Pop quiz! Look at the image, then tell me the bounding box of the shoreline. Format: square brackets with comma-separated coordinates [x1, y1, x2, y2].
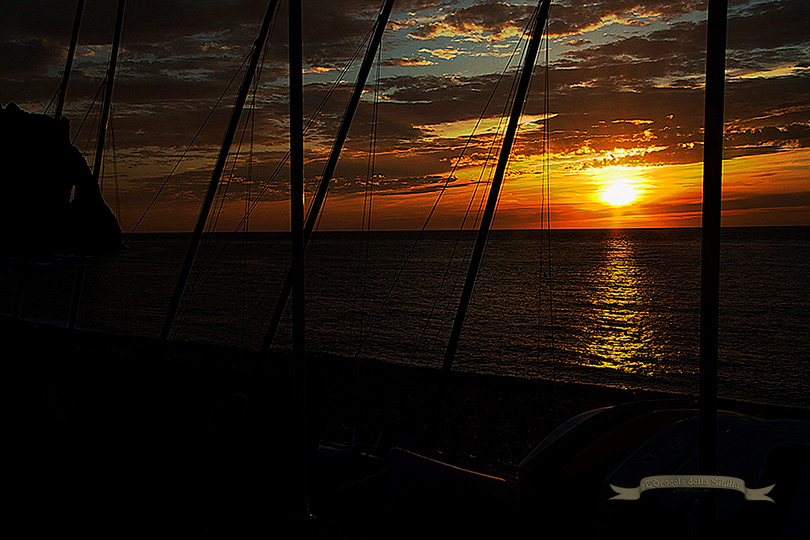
[5, 315, 807, 480]
[311, 352, 810, 478]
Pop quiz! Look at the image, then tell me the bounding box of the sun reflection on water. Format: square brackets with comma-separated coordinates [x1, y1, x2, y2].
[582, 232, 657, 374]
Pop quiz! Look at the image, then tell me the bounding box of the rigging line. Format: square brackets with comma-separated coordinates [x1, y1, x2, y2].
[240, 51, 262, 348]
[175, 3, 276, 342]
[71, 79, 105, 146]
[87, 45, 250, 332]
[359, 45, 382, 337]
[80, 50, 251, 336]
[78, 79, 104, 158]
[440, 5, 543, 355]
[351, 41, 383, 443]
[349, 45, 526, 361]
[407, 16, 533, 359]
[43, 86, 60, 117]
[109, 111, 122, 221]
[435, 0, 551, 412]
[172, 16, 276, 335]
[417, 120, 507, 355]
[216, 28, 371, 246]
[161, 0, 280, 342]
[136, 8, 280, 333]
[540, 20, 559, 424]
[294, 20, 377, 256]
[175, 106, 254, 332]
[99, 105, 115, 192]
[189, 22, 370, 247]
[171, 18, 300, 327]
[127, 49, 253, 237]
[176, 26, 374, 342]
[256, 16, 389, 345]
[108, 112, 125, 324]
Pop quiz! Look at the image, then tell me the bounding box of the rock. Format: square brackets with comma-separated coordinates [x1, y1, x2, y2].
[0, 102, 122, 257]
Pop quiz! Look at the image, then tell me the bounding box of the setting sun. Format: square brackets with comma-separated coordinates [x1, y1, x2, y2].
[599, 181, 639, 206]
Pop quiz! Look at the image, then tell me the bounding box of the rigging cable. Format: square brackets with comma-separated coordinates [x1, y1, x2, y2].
[80, 49, 252, 327]
[350, 37, 383, 446]
[542, 18, 559, 424]
[173, 21, 275, 336]
[127, 49, 253, 236]
[350, 7, 538, 363]
[416, 53, 526, 358]
[160, 22, 376, 343]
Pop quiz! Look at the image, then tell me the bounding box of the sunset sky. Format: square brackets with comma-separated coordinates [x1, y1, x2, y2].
[2, 0, 808, 231]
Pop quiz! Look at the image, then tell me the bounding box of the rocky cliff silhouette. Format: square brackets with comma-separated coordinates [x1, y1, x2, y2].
[1, 103, 122, 257]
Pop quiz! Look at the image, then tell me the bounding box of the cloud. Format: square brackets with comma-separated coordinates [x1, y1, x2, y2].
[383, 56, 436, 67]
[2, 0, 807, 230]
[408, 2, 534, 41]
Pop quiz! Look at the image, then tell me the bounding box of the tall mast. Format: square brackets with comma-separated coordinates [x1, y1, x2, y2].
[437, 0, 551, 394]
[288, 0, 309, 514]
[55, 0, 85, 120]
[160, 0, 279, 341]
[67, 0, 125, 330]
[261, 0, 396, 351]
[90, 0, 126, 186]
[698, 0, 728, 534]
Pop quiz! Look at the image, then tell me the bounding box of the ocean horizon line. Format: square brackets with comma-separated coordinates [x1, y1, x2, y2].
[121, 224, 810, 235]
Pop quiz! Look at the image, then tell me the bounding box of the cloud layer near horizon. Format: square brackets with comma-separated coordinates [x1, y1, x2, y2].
[1, 0, 808, 230]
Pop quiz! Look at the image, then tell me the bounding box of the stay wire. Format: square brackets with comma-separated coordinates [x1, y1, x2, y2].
[71, 80, 105, 148]
[127, 49, 253, 237]
[541, 17, 559, 425]
[258, 24, 380, 341]
[383, 10, 534, 362]
[165, 25, 375, 339]
[350, 11, 533, 362]
[175, 35, 272, 334]
[350, 40, 383, 446]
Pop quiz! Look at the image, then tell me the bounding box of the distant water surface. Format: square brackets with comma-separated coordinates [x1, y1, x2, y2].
[3, 227, 808, 408]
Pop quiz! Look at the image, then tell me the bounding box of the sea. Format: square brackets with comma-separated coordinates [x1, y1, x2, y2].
[3, 226, 808, 409]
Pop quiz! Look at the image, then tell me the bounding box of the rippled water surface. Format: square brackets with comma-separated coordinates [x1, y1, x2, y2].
[4, 227, 808, 407]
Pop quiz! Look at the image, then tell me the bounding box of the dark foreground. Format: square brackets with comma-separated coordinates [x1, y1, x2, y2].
[6, 317, 808, 538]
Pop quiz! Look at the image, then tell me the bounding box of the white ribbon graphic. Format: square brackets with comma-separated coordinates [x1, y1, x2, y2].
[609, 475, 774, 502]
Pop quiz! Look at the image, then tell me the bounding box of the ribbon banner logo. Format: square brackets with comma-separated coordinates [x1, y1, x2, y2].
[609, 475, 775, 502]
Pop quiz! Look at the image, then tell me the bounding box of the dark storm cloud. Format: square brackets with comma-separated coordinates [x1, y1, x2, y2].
[0, 1, 386, 96]
[547, 0, 706, 36]
[727, 0, 810, 51]
[545, 1, 809, 162]
[410, 2, 535, 39]
[0, 38, 63, 77]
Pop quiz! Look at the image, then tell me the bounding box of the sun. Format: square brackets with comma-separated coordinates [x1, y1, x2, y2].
[599, 181, 639, 206]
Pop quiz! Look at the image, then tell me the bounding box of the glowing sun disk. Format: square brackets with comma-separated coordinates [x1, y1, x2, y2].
[600, 181, 639, 206]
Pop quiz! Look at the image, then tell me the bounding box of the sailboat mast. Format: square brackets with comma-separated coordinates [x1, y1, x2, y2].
[261, 0, 396, 351]
[67, 0, 125, 330]
[288, 0, 309, 510]
[289, 0, 305, 366]
[55, 0, 85, 120]
[159, 0, 279, 341]
[90, 0, 125, 185]
[440, 0, 551, 382]
[699, 0, 728, 533]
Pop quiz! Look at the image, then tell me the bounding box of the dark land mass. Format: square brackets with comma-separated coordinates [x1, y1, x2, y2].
[6, 317, 808, 537]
